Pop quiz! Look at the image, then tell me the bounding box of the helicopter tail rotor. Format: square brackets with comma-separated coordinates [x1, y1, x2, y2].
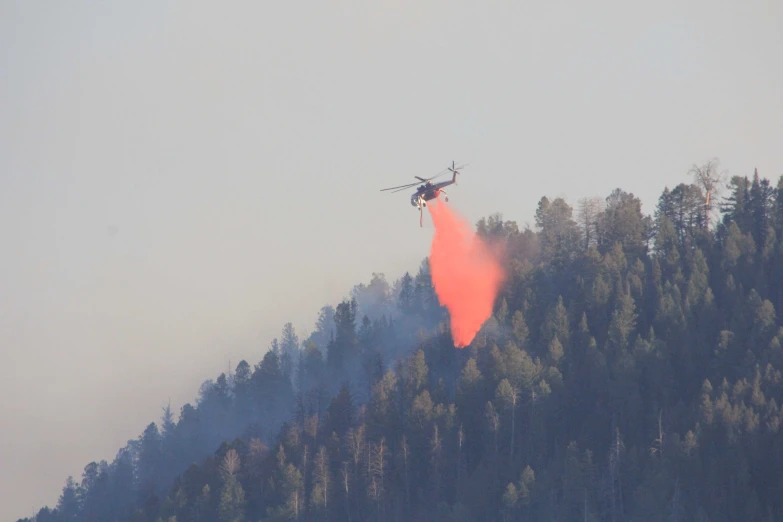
[448, 160, 469, 185]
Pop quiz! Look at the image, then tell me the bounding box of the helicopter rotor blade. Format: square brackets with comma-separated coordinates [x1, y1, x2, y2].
[380, 163, 460, 192]
[380, 181, 420, 192]
[426, 169, 451, 182]
[408, 168, 448, 184]
[391, 185, 417, 194]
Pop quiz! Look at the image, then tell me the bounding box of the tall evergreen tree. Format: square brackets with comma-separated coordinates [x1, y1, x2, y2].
[27, 173, 783, 522]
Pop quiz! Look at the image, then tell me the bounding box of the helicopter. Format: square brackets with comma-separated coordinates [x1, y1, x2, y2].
[380, 161, 468, 226]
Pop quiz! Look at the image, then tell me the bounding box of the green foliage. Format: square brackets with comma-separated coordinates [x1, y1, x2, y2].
[28, 169, 783, 522]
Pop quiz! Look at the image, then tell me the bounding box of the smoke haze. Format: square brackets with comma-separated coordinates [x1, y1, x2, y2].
[3, 1, 783, 519]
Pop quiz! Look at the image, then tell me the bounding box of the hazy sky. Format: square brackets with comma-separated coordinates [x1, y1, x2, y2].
[2, 0, 781, 518]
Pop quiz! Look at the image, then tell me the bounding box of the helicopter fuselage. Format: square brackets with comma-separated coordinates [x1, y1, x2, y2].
[410, 179, 454, 208]
[410, 189, 438, 207]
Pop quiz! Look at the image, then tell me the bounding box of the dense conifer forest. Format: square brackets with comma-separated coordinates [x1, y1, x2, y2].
[20, 162, 783, 521]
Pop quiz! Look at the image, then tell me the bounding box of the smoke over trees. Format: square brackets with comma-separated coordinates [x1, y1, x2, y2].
[18, 163, 783, 522]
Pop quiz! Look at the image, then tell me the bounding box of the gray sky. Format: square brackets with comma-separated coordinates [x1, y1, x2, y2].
[1, 0, 781, 518]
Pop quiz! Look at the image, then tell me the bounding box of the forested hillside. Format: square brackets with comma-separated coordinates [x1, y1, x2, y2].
[21, 163, 783, 521]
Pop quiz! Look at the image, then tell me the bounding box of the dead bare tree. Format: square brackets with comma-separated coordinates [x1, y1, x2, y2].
[485, 401, 500, 462]
[341, 461, 351, 522]
[430, 424, 443, 503]
[290, 486, 300, 521]
[368, 438, 387, 519]
[346, 424, 365, 473]
[249, 437, 267, 458]
[508, 385, 520, 460]
[221, 448, 240, 477]
[607, 427, 625, 522]
[314, 445, 329, 509]
[577, 196, 604, 250]
[369, 438, 387, 495]
[688, 158, 726, 229]
[457, 424, 464, 484]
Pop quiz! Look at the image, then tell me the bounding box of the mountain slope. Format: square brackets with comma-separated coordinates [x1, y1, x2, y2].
[21, 166, 783, 522]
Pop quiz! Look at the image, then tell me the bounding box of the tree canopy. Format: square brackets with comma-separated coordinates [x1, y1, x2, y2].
[18, 163, 783, 522]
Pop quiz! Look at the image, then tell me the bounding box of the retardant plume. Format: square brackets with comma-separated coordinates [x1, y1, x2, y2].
[427, 196, 506, 347]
